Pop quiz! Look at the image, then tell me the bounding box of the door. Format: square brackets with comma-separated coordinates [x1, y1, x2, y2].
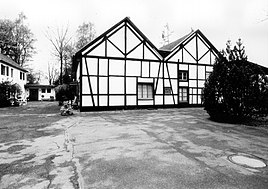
[29, 89, 38, 101]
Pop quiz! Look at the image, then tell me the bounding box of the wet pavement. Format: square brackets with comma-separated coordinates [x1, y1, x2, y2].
[0, 105, 268, 188]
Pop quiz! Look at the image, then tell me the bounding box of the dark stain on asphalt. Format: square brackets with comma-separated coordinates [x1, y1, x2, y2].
[5, 144, 32, 153]
[0, 154, 36, 179]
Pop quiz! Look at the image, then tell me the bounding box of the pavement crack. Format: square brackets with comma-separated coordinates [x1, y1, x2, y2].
[69, 159, 81, 189]
[44, 155, 56, 189]
[63, 124, 84, 189]
[53, 142, 60, 149]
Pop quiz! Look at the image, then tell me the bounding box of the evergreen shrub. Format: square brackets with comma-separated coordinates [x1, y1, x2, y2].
[203, 58, 268, 122]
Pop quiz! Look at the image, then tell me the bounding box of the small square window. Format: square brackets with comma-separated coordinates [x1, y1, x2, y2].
[42, 89, 46, 93]
[179, 71, 188, 81]
[47, 88, 51, 93]
[164, 87, 172, 94]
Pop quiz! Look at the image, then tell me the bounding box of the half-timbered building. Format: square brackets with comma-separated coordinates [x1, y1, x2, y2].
[72, 17, 220, 111]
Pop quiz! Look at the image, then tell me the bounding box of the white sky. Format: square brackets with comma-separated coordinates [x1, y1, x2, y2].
[1, 0, 268, 83]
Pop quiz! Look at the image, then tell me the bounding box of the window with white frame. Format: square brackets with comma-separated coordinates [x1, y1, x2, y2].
[138, 83, 153, 99]
[179, 71, 188, 81]
[179, 88, 188, 102]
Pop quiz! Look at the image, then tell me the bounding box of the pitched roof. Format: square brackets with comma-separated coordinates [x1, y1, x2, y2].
[159, 29, 221, 60]
[159, 30, 194, 52]
[0, 53, 28, 72]
[73, 17, 162, 74]
[75, 17, 161, 58]
[248, 61, 268, 75]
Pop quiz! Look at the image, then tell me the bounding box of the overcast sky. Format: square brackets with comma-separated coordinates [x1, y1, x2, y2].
[1, 0, 268, 83]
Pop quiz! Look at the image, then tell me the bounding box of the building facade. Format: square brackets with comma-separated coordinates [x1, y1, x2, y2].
[25, 84, 56, 101]
[0, 53, 27, 95]
[72, 17, 220, 111]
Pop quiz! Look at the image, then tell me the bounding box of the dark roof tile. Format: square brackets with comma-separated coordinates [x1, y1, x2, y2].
[159, 31, 194, 51]
[0, 53, 28, 72]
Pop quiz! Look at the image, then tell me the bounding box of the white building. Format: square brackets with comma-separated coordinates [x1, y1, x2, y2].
[0, 53, 27, 95]
[25, 84, 55, 101]
[72, 17, 220, 111]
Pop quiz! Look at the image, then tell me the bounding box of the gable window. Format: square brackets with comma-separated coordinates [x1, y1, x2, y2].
[138, 83, 153, 99]
[179, 71, 188, 81]
[1, 65, 5, 75]
[164, 87, 172, 94]
[47, 88, 51, 93]
[179, 87, 188, 102]
[42, 89, 46, 93]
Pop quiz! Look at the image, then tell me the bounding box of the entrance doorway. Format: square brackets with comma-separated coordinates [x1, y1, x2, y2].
[29, 89, 38, 101]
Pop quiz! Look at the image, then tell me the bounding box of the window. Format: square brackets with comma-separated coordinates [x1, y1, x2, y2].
[164, 87, 172, 94]
[179, 71, 188, 81]
[11, 69, 13, 77]
[1, 65, 5, 75]
[6, 67, 9, 76]
[47, 88, 51, 93]
[138, 83, 153, 99]
[42, 89, 46, 93]
[20, 72, 25, 80]
[179, 88, 188, 102]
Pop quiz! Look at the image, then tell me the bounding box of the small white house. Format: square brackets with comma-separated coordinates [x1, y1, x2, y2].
[0, 53, 27, 96]
[25, 84, 56, 101]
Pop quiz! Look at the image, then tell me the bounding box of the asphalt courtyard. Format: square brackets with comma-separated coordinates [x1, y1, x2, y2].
[0, 102, 268, 188]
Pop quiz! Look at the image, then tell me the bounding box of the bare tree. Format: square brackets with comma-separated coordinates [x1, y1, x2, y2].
[47, 62, 58, 85]
[76, 22, 96, 50]
[45, 25, 72, 85]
